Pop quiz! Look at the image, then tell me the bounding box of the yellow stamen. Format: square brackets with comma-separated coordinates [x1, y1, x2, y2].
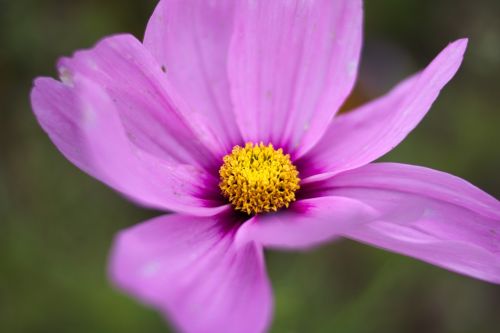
[219, 142, 300, 215]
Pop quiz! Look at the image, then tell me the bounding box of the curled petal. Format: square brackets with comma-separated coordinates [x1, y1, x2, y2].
[301, 39, 468, 182]
[31, 75, 226, 215]
[326, 163, 500, 283]
[58, 33, 222, 168]
[237, 196, 377, 250]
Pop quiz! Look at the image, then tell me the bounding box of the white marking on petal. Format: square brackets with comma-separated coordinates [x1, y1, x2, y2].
[402, 108, 411, 117]
[141, 261, 161, 278]
[87, 58, 98, 70]
[58, 67, 74, 87]
[81, 106, 96, 125]
[303, 121, 310, 131]
[348, 60, 357, 77]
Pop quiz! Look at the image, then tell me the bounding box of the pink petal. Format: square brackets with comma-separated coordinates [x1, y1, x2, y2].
[300, 39, 468, 182]
[31, 75, 227, 215]
[144, 0, 242, 154]
[236, 196, 377, 250]
[326, 163, 500, 283]
[110, 214, 273, 333]
[58, 34, 222, 167]
[228, 0, 362, 154]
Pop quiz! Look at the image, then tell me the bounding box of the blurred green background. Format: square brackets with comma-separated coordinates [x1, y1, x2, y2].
[1, 0, 499, 332]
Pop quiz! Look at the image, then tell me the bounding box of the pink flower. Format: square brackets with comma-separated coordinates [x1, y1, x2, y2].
[31, 1, 499, 332]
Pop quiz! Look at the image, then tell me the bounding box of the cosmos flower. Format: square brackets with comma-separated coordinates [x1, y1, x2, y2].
[31, 0, 499, 332]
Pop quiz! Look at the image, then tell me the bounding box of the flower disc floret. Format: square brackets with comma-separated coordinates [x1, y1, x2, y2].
[219, 142, 300, 215]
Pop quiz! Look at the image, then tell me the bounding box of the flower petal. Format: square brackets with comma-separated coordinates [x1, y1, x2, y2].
[228, 0, 362, 154]
[31, 75, 227, 215]
[144, 0, 242, 153]
[236, 196, 377, 250]
[300, 39, 468, 182]
[58, 33, 222, 168]
[326, 163, 500, 283]
[110, 214, 273, 333]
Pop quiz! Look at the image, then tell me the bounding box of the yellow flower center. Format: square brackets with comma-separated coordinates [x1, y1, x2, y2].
[219, 142, 300, 215]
